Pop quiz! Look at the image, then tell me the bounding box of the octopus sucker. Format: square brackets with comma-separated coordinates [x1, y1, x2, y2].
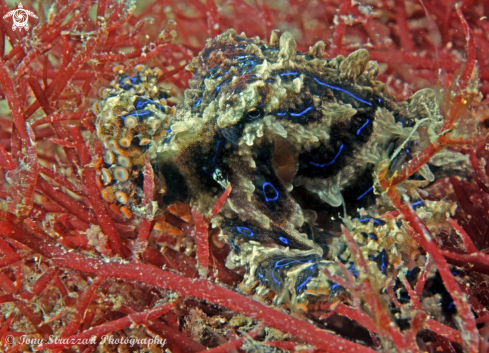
[94, 29, 463, 309]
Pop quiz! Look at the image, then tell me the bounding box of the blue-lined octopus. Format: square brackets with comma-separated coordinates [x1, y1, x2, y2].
[94, 29, 462, 309]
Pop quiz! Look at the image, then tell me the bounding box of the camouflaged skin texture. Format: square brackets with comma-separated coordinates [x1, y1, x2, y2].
[96, 29, 453, 308]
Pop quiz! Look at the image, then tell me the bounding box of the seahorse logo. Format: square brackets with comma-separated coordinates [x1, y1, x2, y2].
[3, 3, 38, 32]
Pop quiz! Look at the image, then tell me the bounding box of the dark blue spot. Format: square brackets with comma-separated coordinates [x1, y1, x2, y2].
[236, 227, 254, 237]
[262, 182, 279, 202]
[314, 77, 372, 106]
[195, 98, 202, 106]
[357, 186, 373, 200]
[370, 234, 378, 241]
[378, 98, 381, 103]
[357, 119, 370, 135]
[290, 106, 313, 117]
[310, 144, 344, 167]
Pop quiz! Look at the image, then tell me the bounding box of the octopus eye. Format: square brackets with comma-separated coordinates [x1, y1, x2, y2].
[245, 107, 264, 121]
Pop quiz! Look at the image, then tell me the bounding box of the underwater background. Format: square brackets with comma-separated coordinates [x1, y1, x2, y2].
[0, 0, 488, 352]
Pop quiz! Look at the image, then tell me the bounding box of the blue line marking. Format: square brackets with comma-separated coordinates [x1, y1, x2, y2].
[310, 144, 344, 167]
[357, 119, 370, 135]
[279, 237, 289, 245]
[195, 98, 202, 106]
[204, 140, 221, 176]
[122, 110, 153, 120]
[236, 227, 254, 237]
[330, 283, 339, 290]
[411, 201, 424, 207]
[280, 72, 298, 76]
[166, 128, 172, 133]
[296, 276, 312, 291]
[263, 182, 279, 201]
[357, 186, 373, 200]
[277, 112, 287, 116]
[314, 77, 372, 106]
[290, 106, 313, 117]
[216, 86, 220, 91]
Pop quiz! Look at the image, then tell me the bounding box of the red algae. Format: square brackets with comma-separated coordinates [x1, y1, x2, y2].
[0, 0, 488, 352]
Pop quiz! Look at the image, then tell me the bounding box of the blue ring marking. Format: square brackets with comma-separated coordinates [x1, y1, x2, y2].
[357, 186, 373, 200]
[119, 75, 139, 89]
[272, 259, 312, 284]
[276, 112, 287, 116]
[279, 236, 289, 244]
[313, 77, 372, 106]
[296, 276, 312, 291]
[280, 71, 298, 76]
[290, 106, 313, 117]
[356, 119, 370, 135]
[262, 182, 279, 201]
[310, 144, 344, 167]
[236, 227, 254, 237]
[411, 200, 424, 207]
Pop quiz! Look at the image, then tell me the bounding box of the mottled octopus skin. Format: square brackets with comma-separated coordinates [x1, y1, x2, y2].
[157, 29, 416, 303]
[96, 29, 444, 307]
